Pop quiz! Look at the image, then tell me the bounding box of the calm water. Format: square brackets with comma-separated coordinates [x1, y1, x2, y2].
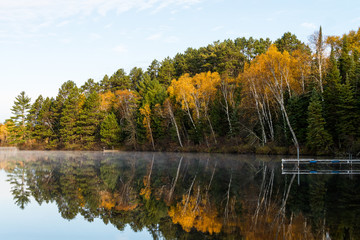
[0, 151, 359, 240]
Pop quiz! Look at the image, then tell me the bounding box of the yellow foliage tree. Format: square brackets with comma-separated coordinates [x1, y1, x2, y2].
[168, 71, 221, 143]
[241, 45, 302, 149]
[99, 91, 116, 111]
[139, 103, 155, 150]
[0, 122, 10, 145]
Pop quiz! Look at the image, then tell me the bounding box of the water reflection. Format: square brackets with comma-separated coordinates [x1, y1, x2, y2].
[0, 151, 359, 239]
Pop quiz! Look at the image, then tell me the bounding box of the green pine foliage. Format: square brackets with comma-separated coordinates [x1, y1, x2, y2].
[339, 36, 355, 83]
[335, 80, 358, 149]
[7, 91, 31, 144]
[32, 97, 54, 145]
[59, 84, 81, 149]
[323, 49, 342, 143]
[77, 91, 103, 149]
[109, 69, 132, 91]
[100, 112, 121, 148]
[306, 91, 333, 153]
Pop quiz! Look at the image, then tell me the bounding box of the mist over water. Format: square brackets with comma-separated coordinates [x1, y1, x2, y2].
[0, 151, 359, 239]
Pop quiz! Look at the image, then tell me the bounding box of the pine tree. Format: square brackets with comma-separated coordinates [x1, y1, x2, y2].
[100, 112, 121, 148]
[336, 79, 358, 149]
[77, 91, 103, 149]
[8, 91, 31, 144]
[59, 85, 81, 149]
[32, 97, 54, 145]
[323, 48, 341, 142]
[129, 67, 143, 90]
[27, 95, 44, 134]
[52, 80, 78, 146]
[100, 74, 111, 92]
[81, 78, 100, 95]
[109, 69, 131, 91]
[306, 91, 333, 153]
[137, 74, 167, 144]
[158, 57, 175, 86]
[339, 35, 355, 84]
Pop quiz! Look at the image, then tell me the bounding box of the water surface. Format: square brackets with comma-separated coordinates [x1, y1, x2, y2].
[0, 151, 359, 239]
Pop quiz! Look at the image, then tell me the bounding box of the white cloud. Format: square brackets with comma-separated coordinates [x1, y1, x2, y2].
[165, 36, 179, 43]
[59, 38, 72, 44]
[211, 25, 224, 32]
[0, 0, 205, 42]
[104, 23, 113, 29]
[301, 22, 317, 30]
[56, 20, 71, 27]
[90, 33, 102, 40]
[113, 44, 128, 53]
[0, 0, 205, 23]
[146, 33, 162, 41]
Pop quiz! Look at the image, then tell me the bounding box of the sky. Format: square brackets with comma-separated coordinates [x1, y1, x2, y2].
[0, 0, 359, 122]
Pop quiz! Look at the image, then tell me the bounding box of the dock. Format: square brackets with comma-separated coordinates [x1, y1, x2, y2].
[281, 158, 360, 175]
[0, 147, 18, 151]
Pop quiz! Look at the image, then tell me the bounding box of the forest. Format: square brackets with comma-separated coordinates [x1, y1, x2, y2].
[0, 27, 360, 155]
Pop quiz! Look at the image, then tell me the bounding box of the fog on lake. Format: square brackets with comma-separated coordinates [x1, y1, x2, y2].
[0, 151, 359, 239]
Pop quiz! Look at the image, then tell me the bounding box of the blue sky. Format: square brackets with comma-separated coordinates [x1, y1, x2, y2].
[0, 0, 359, 122]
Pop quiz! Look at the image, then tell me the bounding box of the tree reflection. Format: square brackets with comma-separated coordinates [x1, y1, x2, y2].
[1, 152, 359, 239]
[7, 161, 31, 209]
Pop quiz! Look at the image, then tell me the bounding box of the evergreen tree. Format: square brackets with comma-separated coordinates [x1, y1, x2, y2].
[100, 112, 121, 148]
[306, 91, 333, 153]
[339, 35, 355, 84]
[158, 57, 175, 86]
[59, 84, 81, 148]
[77, 91, 103, 149]
[147, 59, 160, 80]
[27, 95, 44, 134]
[129, 67, 143, 90]
[109, 69, 131, 91]
[81, 78, 100, 96]
[137, 74, 167, 145]
[100, 74, 111, 92]
[323, 48, 341, 142]
[137, 74, 167, 107]
[287, 94, 311, 145]
[275, 32, 307, 53]
[8, 91, 31, 144]
[32, 97, 54, 145]
[336, 79, 358, 150]
[52, 81, 79, 141]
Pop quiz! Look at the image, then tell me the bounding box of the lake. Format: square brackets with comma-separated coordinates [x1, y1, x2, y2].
[0, 151, 359, 239]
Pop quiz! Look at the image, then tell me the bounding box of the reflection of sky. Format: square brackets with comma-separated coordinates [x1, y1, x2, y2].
[0, 170, 152, 240]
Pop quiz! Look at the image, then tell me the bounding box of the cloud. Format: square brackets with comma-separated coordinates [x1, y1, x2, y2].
[104, 23, 112, 29]
[59, 38, 72, 44]
[301, 22, 317, 30]
[0, 0, 205, 23]
[211, 26, 224, 32]
[165, 36, 179, 43]
[90, 33, 102, 40]
[0, 0, 205, 42]
[113, 44, 128, 53]
[146, 33, 162, 41]
[56, 20, 71, 27]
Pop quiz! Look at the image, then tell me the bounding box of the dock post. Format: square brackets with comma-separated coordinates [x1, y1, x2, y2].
[297, 146, 300, 185]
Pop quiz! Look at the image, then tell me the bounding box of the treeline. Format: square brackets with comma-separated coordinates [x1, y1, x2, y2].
[1, 27, 360, 155]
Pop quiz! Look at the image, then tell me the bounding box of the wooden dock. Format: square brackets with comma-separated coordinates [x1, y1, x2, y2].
[281, 158, 360, 175]
[0, 147, 18, 151]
